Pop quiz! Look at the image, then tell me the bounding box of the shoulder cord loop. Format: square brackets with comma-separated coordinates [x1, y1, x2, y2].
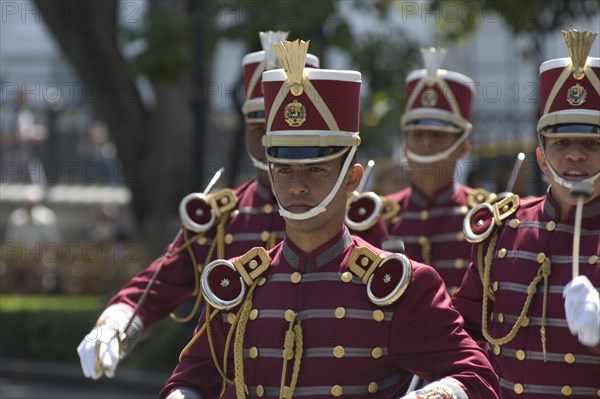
[170, 213, 230, 323]
[178, 305, 220, 361]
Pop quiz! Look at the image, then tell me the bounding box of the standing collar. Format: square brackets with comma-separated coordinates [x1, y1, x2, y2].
[543, 186, 600, 220]
[410, 182, 457, 207]
[282, 227, 353, 272]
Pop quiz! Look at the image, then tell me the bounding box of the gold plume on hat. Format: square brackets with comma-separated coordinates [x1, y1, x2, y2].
[259, 30, 289, 70]
[273, 39, 310, 96]
[562, 29, 598, 80]
[421, 47, 447, 83]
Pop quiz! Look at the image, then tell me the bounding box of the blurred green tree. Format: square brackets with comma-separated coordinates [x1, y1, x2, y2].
[32, 0, 421, 253]
[33, 0, 595, 253]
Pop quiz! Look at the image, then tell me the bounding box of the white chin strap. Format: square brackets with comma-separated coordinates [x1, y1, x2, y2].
[249, 153, 269, 172]
[541, 148, 600, 189]
[405, 130, 470, 164]
[271, 146, 357, 221]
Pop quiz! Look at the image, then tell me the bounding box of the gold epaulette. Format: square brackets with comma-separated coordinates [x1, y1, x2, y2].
[349, 246, 412, 306]
[345, 191, 384, 231]
[169, 189, 240, 323]
[179, 188, 238, 234]
[381, 198, 401, 225]
[466, 187, 493, 208]
[463, 194, 519, 306]
[207, 188, 238, 219]
[178, 246, 272, 386]
[463, 194, 520, 244]
[201, 247, 271, 310]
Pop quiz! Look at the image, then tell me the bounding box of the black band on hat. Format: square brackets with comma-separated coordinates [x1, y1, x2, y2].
[407, 119, 460, 129]
[543, 123, 600, 135]
[245, 110, 266, 120]
[267, 146, 346, 160]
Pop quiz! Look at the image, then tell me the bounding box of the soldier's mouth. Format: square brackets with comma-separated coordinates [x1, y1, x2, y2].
[562, 170, 589, 181]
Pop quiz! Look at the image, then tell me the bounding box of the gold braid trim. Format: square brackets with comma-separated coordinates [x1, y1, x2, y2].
[418, 236, 431, 266]
[170, 228, 203, 323]
[288, 322, 303, 398]
[539, 258, 551, 361]
[233, 281, 259, 399]
[481, 238, 552, 348]
[279, 316, 304, 399]
[170, 291, 204, 323]
[477, 241, 495, 302]
[215, 212, 230, 259]
[203, 302, 233, 386]
[170, 212, 231, 323]
[280, 320, 296, 399]
[221, 297, 247, 396]
[268, 232, 277, 250]
[185, 228, 200, 296]
[178, 306, 235, 394]
[178, 307, 221, 360]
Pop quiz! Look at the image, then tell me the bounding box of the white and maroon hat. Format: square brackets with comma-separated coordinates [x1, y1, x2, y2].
[537, 30, 600, 191]
[242, 31, 319, 123]
[262, 67, 361, 162]
[537, 30, 599, 137]
[261, 39, 362, 220]
[401, 47, 475, 135]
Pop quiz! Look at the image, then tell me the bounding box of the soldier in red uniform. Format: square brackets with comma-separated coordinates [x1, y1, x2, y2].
[454, 29, 600, 398]
[382, 48, 492, 293]
[159, 39, 500, 399]
[76, 31, 320, 380]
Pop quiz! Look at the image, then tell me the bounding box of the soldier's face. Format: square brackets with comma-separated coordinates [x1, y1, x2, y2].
[537, 136, 600, 201]
[246, 122, 267, 163]
[406, 129, 464, 157]
[269, 157, 362, 233]
[270, 159, 342, 214]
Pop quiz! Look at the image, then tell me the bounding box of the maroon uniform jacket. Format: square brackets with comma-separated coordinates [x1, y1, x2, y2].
[453, 193, 600, 398]
[107, 178, 388, 329]
[160, 228, 499, 398]
[385, 182, 489, 292]
[108, 179, 286, 328]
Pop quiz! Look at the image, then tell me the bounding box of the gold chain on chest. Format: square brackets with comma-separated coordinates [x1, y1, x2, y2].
[480, 234, 552, 359]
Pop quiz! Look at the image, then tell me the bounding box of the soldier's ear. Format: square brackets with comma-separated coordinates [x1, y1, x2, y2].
[536, 147, 549, 177]
[345, 163, 363, 194]
[458, 139, 471, 159]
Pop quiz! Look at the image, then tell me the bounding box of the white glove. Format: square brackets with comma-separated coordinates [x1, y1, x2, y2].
[77, 304, 143, 379]
[77, 323, 121, 379]
[563, 275, 600, 347]
[401, 377, 467, 399]
[165, 388, 203, 399]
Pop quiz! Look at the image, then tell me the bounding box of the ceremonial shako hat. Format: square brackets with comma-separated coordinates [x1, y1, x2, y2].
[262, 40, 361, 163]
[401, 47, 475, 135]
[242, 31, 320, 123]
[262, 39, 362, 220]
[537, 30, 599, 137]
